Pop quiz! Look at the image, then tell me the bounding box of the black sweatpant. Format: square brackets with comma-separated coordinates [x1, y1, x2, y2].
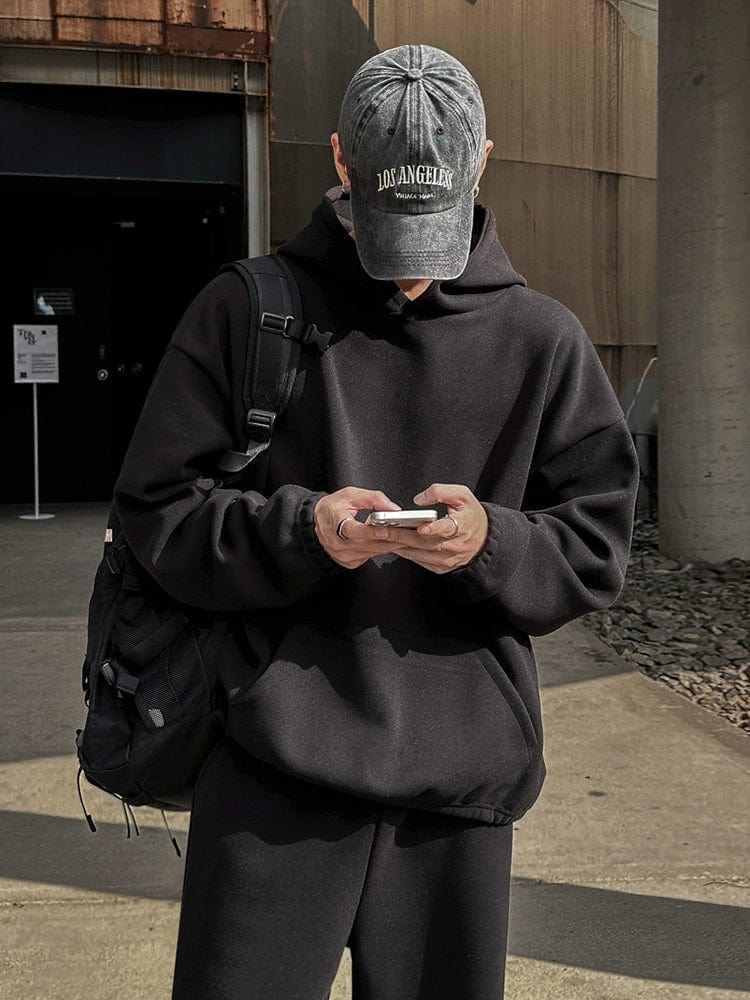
[171, 734, 514, 1000]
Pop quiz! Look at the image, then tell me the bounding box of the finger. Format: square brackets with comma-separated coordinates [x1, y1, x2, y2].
[331, 534, 401, 564]
[371, 526, 442, 549]
[342, 488, 401, 512]
[337, 519, 394, 543]
[413, 483, 474, 509]
[416, 515, 460, 537]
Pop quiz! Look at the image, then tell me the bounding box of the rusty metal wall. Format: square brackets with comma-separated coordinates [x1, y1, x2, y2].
[267, 0, 378, 247]
[376, 1, 656, 178]
[268, 0, 657, 396]
[0, 0, 268, 60]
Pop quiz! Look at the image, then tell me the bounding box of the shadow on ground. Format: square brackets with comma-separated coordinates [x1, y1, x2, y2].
[0, 807, 185, 900]
[508, 876, 750, 993]
[1, 806, 748, 993]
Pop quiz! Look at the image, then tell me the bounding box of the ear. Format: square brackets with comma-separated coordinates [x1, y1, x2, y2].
[476, 139, 494, 183]
[331, 132, 351, 187]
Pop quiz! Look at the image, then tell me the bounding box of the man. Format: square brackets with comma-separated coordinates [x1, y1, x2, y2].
[115, 43, 639, 1000]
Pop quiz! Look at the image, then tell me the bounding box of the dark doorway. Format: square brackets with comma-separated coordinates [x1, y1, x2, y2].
[1, 176, 243, 503]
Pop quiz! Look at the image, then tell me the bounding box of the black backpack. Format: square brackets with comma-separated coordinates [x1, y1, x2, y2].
[75, 254, 333, 854]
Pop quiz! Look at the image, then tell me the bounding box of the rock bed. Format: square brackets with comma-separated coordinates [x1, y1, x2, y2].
[582, 513, 749, 734]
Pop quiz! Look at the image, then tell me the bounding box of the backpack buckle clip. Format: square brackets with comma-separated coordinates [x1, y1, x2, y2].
[300, 321, 333, 354]
[101, 659, 140, 698]
[115, 671, 139, 697]
[246, 408, 276, 441]
[101, 659, 117, 687]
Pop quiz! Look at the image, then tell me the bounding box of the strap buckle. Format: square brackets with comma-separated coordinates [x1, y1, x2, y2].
[260, 311, 294, 337]
[247, 408, 276, 440]
[115, 671, 140, 697]
[300, 321, 333, 354]
[100, 659, 140, 698]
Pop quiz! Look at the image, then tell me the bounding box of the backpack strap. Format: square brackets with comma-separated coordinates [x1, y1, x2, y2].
[213, 254, 334, 480]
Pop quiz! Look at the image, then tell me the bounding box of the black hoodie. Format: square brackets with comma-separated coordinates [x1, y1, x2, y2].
[115, 184, 639, 826]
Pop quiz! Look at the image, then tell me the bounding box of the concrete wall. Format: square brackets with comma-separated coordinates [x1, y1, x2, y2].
[657, 0, 750, 560]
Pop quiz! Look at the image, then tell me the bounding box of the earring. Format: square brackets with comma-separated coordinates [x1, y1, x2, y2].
[342, 182, 350, 194]
[472, 183, 480, 198]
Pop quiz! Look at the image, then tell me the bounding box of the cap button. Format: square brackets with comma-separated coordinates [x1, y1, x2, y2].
[405, 68, 423, 80]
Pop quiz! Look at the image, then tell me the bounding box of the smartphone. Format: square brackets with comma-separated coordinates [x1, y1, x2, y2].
[366, 509, 438, 529]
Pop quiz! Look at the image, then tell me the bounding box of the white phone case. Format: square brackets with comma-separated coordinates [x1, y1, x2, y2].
[367, 509, 438, 528]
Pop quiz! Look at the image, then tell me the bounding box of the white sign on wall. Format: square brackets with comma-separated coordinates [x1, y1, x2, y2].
[13, 325, 59, 384]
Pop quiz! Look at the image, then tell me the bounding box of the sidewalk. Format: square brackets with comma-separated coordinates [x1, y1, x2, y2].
[1, 503, 748, 999]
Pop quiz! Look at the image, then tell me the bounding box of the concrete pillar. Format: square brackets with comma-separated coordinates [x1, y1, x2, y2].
[657, 0, 750, 561]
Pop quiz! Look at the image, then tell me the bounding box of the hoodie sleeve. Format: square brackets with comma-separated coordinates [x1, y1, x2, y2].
[114, 272, 343, 613]
[446, 308, 640, 637]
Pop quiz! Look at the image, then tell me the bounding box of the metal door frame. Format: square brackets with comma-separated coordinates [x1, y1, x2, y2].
[0, 45, 269, 257]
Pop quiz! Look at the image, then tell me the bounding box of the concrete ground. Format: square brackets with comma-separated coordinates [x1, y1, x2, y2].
[1, 502, 748, 999]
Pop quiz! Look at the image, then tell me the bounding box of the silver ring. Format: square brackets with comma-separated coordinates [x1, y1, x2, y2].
[445, 515, 459, 539]
[336, 516, 354, 540]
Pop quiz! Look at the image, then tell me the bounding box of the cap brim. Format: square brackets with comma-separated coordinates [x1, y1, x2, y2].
[349, 190, 474, 281]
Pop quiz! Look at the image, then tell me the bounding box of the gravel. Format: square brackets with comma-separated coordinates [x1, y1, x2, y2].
[582, 513, 750, 734]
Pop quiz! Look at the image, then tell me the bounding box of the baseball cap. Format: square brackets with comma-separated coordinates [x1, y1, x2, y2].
[336, 43, 486, 281]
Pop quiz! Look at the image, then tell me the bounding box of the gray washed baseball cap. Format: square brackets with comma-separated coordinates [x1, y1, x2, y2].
[337, 43, 486, 281]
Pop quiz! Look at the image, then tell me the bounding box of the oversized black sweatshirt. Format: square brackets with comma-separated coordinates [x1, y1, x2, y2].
[115, 184, 639, 826]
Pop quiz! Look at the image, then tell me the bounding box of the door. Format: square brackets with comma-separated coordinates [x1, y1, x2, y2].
[2, 177, 242, 503]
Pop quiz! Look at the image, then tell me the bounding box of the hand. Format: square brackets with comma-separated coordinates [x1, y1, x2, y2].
[313, 487, 404, 569]
[378, 483, 490, 574]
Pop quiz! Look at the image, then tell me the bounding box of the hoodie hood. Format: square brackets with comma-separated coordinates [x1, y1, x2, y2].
[276, 183, 527, 318]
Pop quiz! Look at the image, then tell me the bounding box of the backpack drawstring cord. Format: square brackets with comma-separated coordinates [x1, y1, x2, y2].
[76, 764, 97, 832]
[120, 798, 140, 839]
[77, 765, 180, 857]
[160, 808, 182, 858]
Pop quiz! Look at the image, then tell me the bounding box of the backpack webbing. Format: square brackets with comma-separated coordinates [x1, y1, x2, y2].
[214, 254, 333, 484]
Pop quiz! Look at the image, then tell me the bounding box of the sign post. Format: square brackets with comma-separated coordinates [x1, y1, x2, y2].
[13, 324, 59, 521]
